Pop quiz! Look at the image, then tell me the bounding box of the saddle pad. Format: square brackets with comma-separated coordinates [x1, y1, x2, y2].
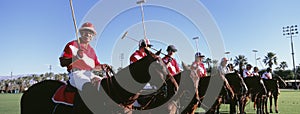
[52, 85, 75, 106]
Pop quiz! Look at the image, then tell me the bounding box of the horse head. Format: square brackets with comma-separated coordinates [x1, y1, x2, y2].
[273, 75, 287, 88]
[128, 49, 169, 84]
[182, 62, 199, 89]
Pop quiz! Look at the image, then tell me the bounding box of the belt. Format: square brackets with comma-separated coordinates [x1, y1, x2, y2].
[70, 68, 106, 78]
[70, 68, 93, 72]
[71, 68, 81, 72]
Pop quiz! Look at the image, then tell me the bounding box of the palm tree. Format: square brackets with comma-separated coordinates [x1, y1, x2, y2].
[204, 58, 212, 69]
[233, 55, 248, 75]
[212, 59, 219, 67]
[279, 61, 288, 70]
[263, 52, 277, 68]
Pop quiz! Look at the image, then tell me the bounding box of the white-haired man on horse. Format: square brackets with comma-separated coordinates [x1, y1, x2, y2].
[218, 57, 235, 96]
[59, 22, 108, 91]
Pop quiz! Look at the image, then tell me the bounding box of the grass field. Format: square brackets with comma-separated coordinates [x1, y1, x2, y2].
[198, 90, 300, 114]
[0, 90, 299, 114]
[0, 94, 22, 114]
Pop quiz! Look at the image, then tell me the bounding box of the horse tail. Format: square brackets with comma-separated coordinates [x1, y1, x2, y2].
[21, 80, 65, 114]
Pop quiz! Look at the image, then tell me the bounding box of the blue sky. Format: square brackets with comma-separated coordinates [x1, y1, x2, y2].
[0, 0, 300, 76]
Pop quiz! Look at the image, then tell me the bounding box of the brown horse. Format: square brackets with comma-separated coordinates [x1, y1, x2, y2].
[21, 49, 169, 114]
[263, 75, 286, 114]
[244, 76, 267, 114]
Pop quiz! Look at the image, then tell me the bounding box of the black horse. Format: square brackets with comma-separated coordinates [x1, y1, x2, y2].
[196, 72, 244, 114]
[113, 62, 198, 114]
[263, 75, 286, 114]
[214, 73, 248, 114]
[244, 76, 267, 114]
[21, 49, 169, 114]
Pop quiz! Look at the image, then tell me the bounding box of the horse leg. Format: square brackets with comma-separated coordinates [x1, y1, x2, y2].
[73, 92, 93, 114]
[253, 94, 257, 110]
[230, 97, 237, 114]
[216, 105, 220, 114]
[256, 96, 263, 114]
[167, 100, 178, 114]
[216, 97, 222, 114]
[207, 97, 221, 114]
[183, 97, 199, 114]
[124, 104, 133, 114]
[255, 97, 259, 114]
[264, 96, 269, 114]
[240, 96, 247, 114]
[274, 94, 279, 113]
[269, 94, 273, 113]
[261, 95, 266, 114]
[261, 96, 266, 114]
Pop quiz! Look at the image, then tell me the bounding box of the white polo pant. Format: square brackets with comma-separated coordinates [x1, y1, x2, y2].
[69, 70, 102, 91]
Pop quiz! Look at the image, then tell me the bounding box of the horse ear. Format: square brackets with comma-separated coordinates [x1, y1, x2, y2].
[155, 49, 162, 55]
[144, 48, 150, 56]
[182, 62, 190, 71]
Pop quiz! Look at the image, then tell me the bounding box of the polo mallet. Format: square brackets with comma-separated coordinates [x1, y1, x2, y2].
[137, 0, 147, 40]
[121, 31, 167, 56]
[69, 0, 80, 49]
[68, 0, 83, 67]
[121, 31, 139, 42]
[193, 37, 199, 52]
[121, 31, 173, 87]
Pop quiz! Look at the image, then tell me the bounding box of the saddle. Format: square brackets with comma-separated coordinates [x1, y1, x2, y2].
[136, 84, 170, 109]
[52, 84, 77, 106]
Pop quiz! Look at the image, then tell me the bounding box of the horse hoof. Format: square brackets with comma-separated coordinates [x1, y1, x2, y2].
[270, 110, 273, 113]
[275, 110, 279, 113]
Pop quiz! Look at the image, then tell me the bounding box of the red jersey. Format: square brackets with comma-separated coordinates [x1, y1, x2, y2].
[243, 69, 253, 78]
[130, 50, 147, 64]
[61, 40, 100, 71]
[162, 56, 180, 76]
[191, 61, 207, 78]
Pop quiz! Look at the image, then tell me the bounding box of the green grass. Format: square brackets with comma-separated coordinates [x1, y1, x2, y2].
[0, 91, 299, 114]
[0, 94, 22, 114]
[197, 90, 300, 114]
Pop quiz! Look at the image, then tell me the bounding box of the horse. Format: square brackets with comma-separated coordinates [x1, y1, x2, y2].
[195, 72, 240, 114]
[197, 75, 211, 112]
[21, 49, 169, 114]
[130, 62, 199, 114]
[213, 73, 248, 114]
[244, 76, 267, 114]
[263, 75, 286, 114]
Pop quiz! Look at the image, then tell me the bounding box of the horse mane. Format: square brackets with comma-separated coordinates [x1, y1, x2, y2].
[100, 49, 168, 106]
[273, 74, 287, 88]
[225, 73, 247, 95]
[128, 49, 162, 83]
[244, 76, 267, 95]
